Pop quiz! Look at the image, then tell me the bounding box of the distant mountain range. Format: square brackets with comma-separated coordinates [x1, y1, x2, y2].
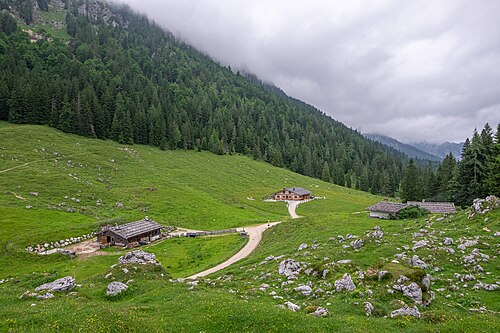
[364, 134, 441, 161]
[365, 134, 464, 161]
[409, 141, 464, 160]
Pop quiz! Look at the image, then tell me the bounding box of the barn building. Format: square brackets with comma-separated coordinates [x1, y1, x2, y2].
[366, 201, 408, 219]
[274, 187, 312, 201]
[407, 201, 456, 214]
[98, 218, 163, 247]
[366, 200, 456, 219]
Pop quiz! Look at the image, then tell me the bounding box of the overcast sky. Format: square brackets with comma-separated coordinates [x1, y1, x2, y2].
[117, 0, 500, 143]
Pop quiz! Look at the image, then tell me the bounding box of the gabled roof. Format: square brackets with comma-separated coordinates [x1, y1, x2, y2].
[106, 219, 163, 239]
[366, 201, 408, 213]
[279, 187, 311, 196]
[407, 201, 456, 214]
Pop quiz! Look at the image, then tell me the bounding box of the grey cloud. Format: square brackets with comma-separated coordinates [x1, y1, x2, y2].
[117, 0, 500, 143]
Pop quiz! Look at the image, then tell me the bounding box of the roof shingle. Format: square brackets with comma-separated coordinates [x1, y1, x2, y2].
[107, 219, 163, 239]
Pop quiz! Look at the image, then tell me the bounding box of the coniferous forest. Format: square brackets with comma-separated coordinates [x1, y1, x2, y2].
[0, 0, 498, 206]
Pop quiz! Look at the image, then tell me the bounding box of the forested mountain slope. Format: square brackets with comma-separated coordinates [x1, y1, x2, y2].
[1, 0, 428, 196]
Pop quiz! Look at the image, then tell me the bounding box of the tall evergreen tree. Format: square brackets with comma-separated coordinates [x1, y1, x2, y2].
[401, 159, 421, 201]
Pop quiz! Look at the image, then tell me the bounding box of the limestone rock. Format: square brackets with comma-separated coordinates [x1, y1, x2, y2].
[118, 250, 160, 265]
[412, 240, 429, 251]
[312, 307, 329, 317]
[408, 255, 427, 269]
[378, 270, 389, 281]
[294, 285, 312, 296]
[402, 282, 423, 304]
[473, 282, 499, 291]
[284, 301, 300, 312]
[337, 259, 352, 264]
[364, 302, 374, 316]
[37, 292, 54, 300]
[390, 305, 421, 318]
[297, 243, 308, 251]
[422, 274, 431, 290]
[278, 259, 301, 277]
[106, 281, 128, 296]
[443, 237, 454, 245]
[350, 239, 364, 250]
[35, 276, 75, 292]
[334, 273, 356, 292]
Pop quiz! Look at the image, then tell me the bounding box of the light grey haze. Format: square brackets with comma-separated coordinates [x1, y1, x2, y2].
[117, 0, 500, 143]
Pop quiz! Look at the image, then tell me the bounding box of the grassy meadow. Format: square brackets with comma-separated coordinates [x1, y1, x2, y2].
[0, 122, 498, 332]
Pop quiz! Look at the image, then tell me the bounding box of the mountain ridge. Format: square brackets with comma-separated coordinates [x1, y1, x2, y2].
[364, 133, 442, 162]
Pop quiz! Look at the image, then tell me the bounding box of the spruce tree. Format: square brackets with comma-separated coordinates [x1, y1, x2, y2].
[401, 159, 420, 201]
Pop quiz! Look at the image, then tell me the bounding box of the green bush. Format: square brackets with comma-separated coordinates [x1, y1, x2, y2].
[397, 206, 429, 219]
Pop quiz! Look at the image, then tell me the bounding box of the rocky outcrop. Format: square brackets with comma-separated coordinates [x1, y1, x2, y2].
[334, 273, 356, 292]
[350, 239, 364, 250]
[443, 237, 454, 245]
[106, 281, 128, 296]
[364, 302, 374, 316]
[469, 195, 500, 218]
[118, 250, 160, 265]
[401, 282, 423, 304]
[294, 285, 312, 296]
[408, 255, 427, 269]
[278, 259, 301, 277]
[284, 301, 300, 312]
[35, 276, 75, 292]
[473, 282, 499, 291]
[390, 305, 421, 318]
[312, 307, 329, 317]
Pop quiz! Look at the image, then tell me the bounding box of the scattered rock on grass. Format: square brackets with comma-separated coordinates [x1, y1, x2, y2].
[350, 239, 364, 250]
[35, 276, 75, 292]
[118, 250, 160, 266]
[390, 305, 421, 318]
[106, 281, 128, 296]
[312, 307, 329, 317]
[297, 243, 308, 251]
[284, 301, 300, 312]
[408, 255, 427, 269]
[278, 259, 301, 277]
[334, 273, 356, 292]
[364, 302, 374, 316]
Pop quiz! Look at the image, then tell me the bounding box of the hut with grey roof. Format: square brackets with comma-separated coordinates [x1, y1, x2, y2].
[366, 200, 456, 219]
[98, 218, 163, 247]
[407, 201, 456, 214]
[366, 201, 408, 219]
[274, 187, 312, 201]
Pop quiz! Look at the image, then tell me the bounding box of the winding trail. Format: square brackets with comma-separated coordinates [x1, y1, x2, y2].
[187, 200, 306, 279]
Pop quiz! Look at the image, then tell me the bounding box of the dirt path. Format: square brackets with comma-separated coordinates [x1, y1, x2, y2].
[0, 152, 89, 174]
[287, 200, 302, 219]
[186, 199, 308, 279]
[187, 222, 280, 280]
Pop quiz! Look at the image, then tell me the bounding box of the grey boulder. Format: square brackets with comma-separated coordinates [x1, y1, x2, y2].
[106, 281, 128, 296]
[35, 276, 75, 292]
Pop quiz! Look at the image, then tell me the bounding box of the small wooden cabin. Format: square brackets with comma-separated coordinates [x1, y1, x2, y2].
[98, 218, 163, 247]
[274, 187, 311, 201]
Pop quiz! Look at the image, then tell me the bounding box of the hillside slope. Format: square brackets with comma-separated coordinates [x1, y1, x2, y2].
[0, 121, 378, 248]
[0, 123, 499, 332]
[0, 0, 421, 197]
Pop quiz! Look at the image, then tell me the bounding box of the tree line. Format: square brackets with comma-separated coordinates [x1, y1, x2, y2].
[400, 123, 500, 207]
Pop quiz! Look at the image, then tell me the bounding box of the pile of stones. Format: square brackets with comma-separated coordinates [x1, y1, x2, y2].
[26, 232, 98, 253]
